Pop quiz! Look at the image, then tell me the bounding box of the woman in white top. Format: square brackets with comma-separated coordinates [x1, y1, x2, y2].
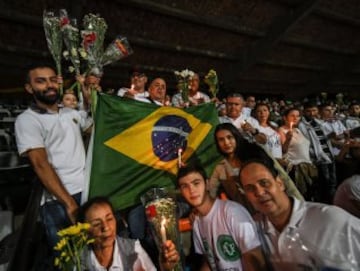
[254, 102, 282, 159]
[77, 197, 179, 271]
[278, 108, 318, 200]
[209, 123, 254, 211]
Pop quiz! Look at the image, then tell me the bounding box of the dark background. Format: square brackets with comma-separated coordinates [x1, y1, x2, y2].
[1, 0, 360, 102]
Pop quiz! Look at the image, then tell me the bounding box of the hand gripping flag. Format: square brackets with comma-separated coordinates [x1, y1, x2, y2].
[88, 94, 221, 210]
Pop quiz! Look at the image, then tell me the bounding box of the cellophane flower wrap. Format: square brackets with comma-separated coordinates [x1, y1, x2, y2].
[43, 10, 63, 95]
[81, 13, 107, 119]
[174, 69, 195, 104]
[101, 36, 133, 66]
[60, 9, 81, 76]
[54, 222, 94, 271]
[142, 188, 183, 271]
[204, 69, 219, 98]
[82, 13, 107, 74]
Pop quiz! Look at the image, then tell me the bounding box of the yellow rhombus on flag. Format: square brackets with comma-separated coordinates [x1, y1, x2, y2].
[87, 95, 221, 210]
[104, 106, 212, 175]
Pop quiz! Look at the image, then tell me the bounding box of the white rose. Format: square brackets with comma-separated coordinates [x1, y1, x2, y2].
[71, 48, 78, 57]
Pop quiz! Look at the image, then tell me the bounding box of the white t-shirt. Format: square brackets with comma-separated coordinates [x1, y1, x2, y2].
[259, 197, 360, 271]
[117, 87, 150, 102]
[219, 114, 260, 143]
[258, 126, 282, 159]
[171, 91, 210, 107]
[322, 119, 348, 155]
[334, 174, 360, 218]
[15, 106, 92, 204]
[193, 199, 260, 271]
[344, 116, 360, 130]
[86, 238, 156, 271]
[279, 127, 312, 165]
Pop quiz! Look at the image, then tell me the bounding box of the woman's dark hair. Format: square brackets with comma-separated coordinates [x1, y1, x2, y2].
[235, 141, 271, 162]
[254, 102, 270, 113]
[282, 107, 301, 117]
[254, 102, 272, 125]
[176, 163, 207, 187]
[77, 196, 115, 223]
[214, 123, 248, 157]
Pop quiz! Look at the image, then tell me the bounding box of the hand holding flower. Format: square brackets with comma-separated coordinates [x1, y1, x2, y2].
[161, 240, 180, 271]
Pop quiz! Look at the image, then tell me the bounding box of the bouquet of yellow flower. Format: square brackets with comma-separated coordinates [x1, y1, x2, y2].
[54, 222, 94, 271]
[204, 69, 219, 98]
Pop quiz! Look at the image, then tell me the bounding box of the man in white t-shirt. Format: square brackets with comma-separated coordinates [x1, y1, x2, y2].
[344, 101, 360, 130]
[117, 69, 149, 101]
[177, 164, 266, 271]
[239, 157, 360, 271]
[220, 93, 266, 144]
[15, 64, 92, 251]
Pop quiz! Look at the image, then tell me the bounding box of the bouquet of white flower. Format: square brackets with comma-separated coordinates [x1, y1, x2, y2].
[60, 9, 81, 76]
[43, 10, 63, 95]
[174, 69, 195, 105]
[82, 13, 108, 74]
[204, 69, 219, 98]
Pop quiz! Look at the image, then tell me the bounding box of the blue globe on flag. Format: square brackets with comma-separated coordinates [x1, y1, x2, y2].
[152, 115, 191, 162]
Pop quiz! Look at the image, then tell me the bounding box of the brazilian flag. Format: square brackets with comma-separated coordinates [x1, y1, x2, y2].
[88, 94, 221, 210]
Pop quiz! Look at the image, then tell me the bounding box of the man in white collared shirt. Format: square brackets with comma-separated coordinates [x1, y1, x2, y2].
[143, 78, 167, 106]
[239, 157, 360, 271]
[219, 93, 266, 144]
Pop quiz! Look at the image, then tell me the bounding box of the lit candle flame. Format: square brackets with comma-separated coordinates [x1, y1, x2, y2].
[290, 121, 294, 131]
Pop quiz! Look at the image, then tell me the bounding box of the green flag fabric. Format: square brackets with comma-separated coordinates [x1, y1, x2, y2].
[88, 94, 221, 210]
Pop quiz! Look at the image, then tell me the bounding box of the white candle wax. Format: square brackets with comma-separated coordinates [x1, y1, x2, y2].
[160, 217, 167, 244]
[178, 148, 182, 168]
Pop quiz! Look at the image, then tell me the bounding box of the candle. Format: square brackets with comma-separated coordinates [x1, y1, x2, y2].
[160, 217, 167, 244]
[178, 148, 183, 168]
[130, 84, 135, 91]
[289, 121, 293, 131]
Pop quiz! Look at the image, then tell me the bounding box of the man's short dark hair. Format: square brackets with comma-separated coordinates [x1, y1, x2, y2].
[176, 163, 207, 187]
[25, 62, 56, 84]
[303, 101, 318, 110]
[240, 156, 279, 182]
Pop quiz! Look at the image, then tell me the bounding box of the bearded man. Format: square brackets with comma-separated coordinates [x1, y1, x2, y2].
[15, 64, 92, 251]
